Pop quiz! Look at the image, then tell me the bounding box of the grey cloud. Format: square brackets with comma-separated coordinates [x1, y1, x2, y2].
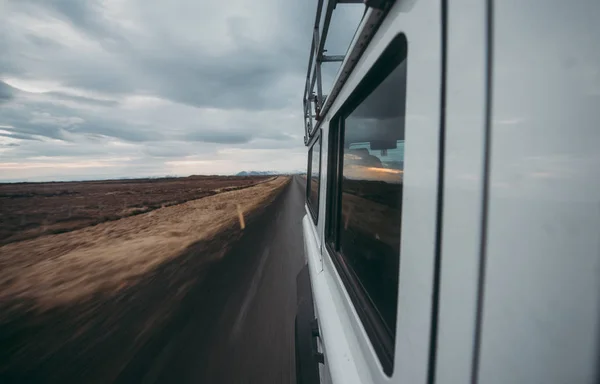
[2, 0, 360, 110]
[19, 0, 123, 42]
[244, 138, 305, 151]
[60, 67, 134, 95]
[182, 127, 295, 145]
[1, 108, 155, 144]
[25, 33, 64, 50]
[264, 132, 296, 141]
[143, 145, 192, 158]
[1, 101, 80, 141]
[1, 91, 161, 143]
[6, 92, 277, 147]
[2, 142, 91, 158]
[141, 141, 220, 159]
[0, 0, 363, 180]
[0, 114, 66, 141]
[0, 81, 17, 104]
[183, 130, 252, 145]
[0, 134, 141, 160]
[139, 57, 275, 110]
[0, 132, 41, 141]
[75, 121, 162, 143]
[44, 91, 119, 107]
[125, 28, 302, 110]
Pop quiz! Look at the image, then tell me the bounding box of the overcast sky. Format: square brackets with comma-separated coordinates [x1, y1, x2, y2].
[0, 0, 363, 181]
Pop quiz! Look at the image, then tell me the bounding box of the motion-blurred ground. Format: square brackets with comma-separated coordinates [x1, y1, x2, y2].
[0, 176, 289, 383]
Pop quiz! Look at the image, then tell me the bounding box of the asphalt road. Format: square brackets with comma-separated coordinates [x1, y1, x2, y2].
[119, 175, 307, 384]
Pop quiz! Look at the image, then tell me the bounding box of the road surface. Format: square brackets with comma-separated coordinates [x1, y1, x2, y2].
[118, 175, 307, 384]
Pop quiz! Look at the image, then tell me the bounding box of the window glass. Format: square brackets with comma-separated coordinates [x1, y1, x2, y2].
[340, 57, 406, 339]
[307, 136, 321, 221]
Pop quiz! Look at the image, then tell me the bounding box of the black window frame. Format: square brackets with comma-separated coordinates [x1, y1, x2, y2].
[325, 34, 408, 376]
[306, 131, 322, 224]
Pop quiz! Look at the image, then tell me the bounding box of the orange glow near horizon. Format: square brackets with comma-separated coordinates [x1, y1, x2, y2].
[343, 165, 403, 183]
[365, 167, 403, 175]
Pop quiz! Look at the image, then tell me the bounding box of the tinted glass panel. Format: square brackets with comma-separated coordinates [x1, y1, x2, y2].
[308, 137, 321, 221]
[340, 57, 406, 337]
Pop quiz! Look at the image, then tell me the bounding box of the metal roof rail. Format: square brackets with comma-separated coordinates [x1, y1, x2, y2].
[302, 0, 396, 145]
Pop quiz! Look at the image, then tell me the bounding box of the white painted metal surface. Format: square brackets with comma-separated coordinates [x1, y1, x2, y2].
[302, 0, 600, 383]
[384, 0, 441, 383]
[478, 1, 600, 383]
[303, 215, 364, 384]
[434, 1, 486, 383]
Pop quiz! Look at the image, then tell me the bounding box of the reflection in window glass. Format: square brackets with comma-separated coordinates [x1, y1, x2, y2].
[308, 137, 321, 221]
[340, 58, 406, 338]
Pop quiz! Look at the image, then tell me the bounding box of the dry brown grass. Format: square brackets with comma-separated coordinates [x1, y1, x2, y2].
[0, 176, 289, 309]
[0, 175, 271, 245]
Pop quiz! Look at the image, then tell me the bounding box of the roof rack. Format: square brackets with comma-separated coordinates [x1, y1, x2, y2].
[302, 0, 396, 145]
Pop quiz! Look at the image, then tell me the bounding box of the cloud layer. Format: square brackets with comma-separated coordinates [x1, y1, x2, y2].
[0, 0, 364, 181]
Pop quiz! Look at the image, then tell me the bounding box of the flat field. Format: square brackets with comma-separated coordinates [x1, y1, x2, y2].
[0, 175, 290, 382]
[0, 175, 271, 245]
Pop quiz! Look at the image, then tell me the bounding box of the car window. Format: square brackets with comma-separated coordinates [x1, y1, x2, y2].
[307, 135, 321, 222]
[326, 34, 407, 374]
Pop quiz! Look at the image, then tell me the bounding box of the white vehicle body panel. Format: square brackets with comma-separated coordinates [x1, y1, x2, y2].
[301, 0, 600, 383]
[478, 1, 600, 383]
[434, 0, 487, 383]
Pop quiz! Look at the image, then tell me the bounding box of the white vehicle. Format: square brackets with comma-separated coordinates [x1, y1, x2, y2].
[295, 0, 600, 383]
